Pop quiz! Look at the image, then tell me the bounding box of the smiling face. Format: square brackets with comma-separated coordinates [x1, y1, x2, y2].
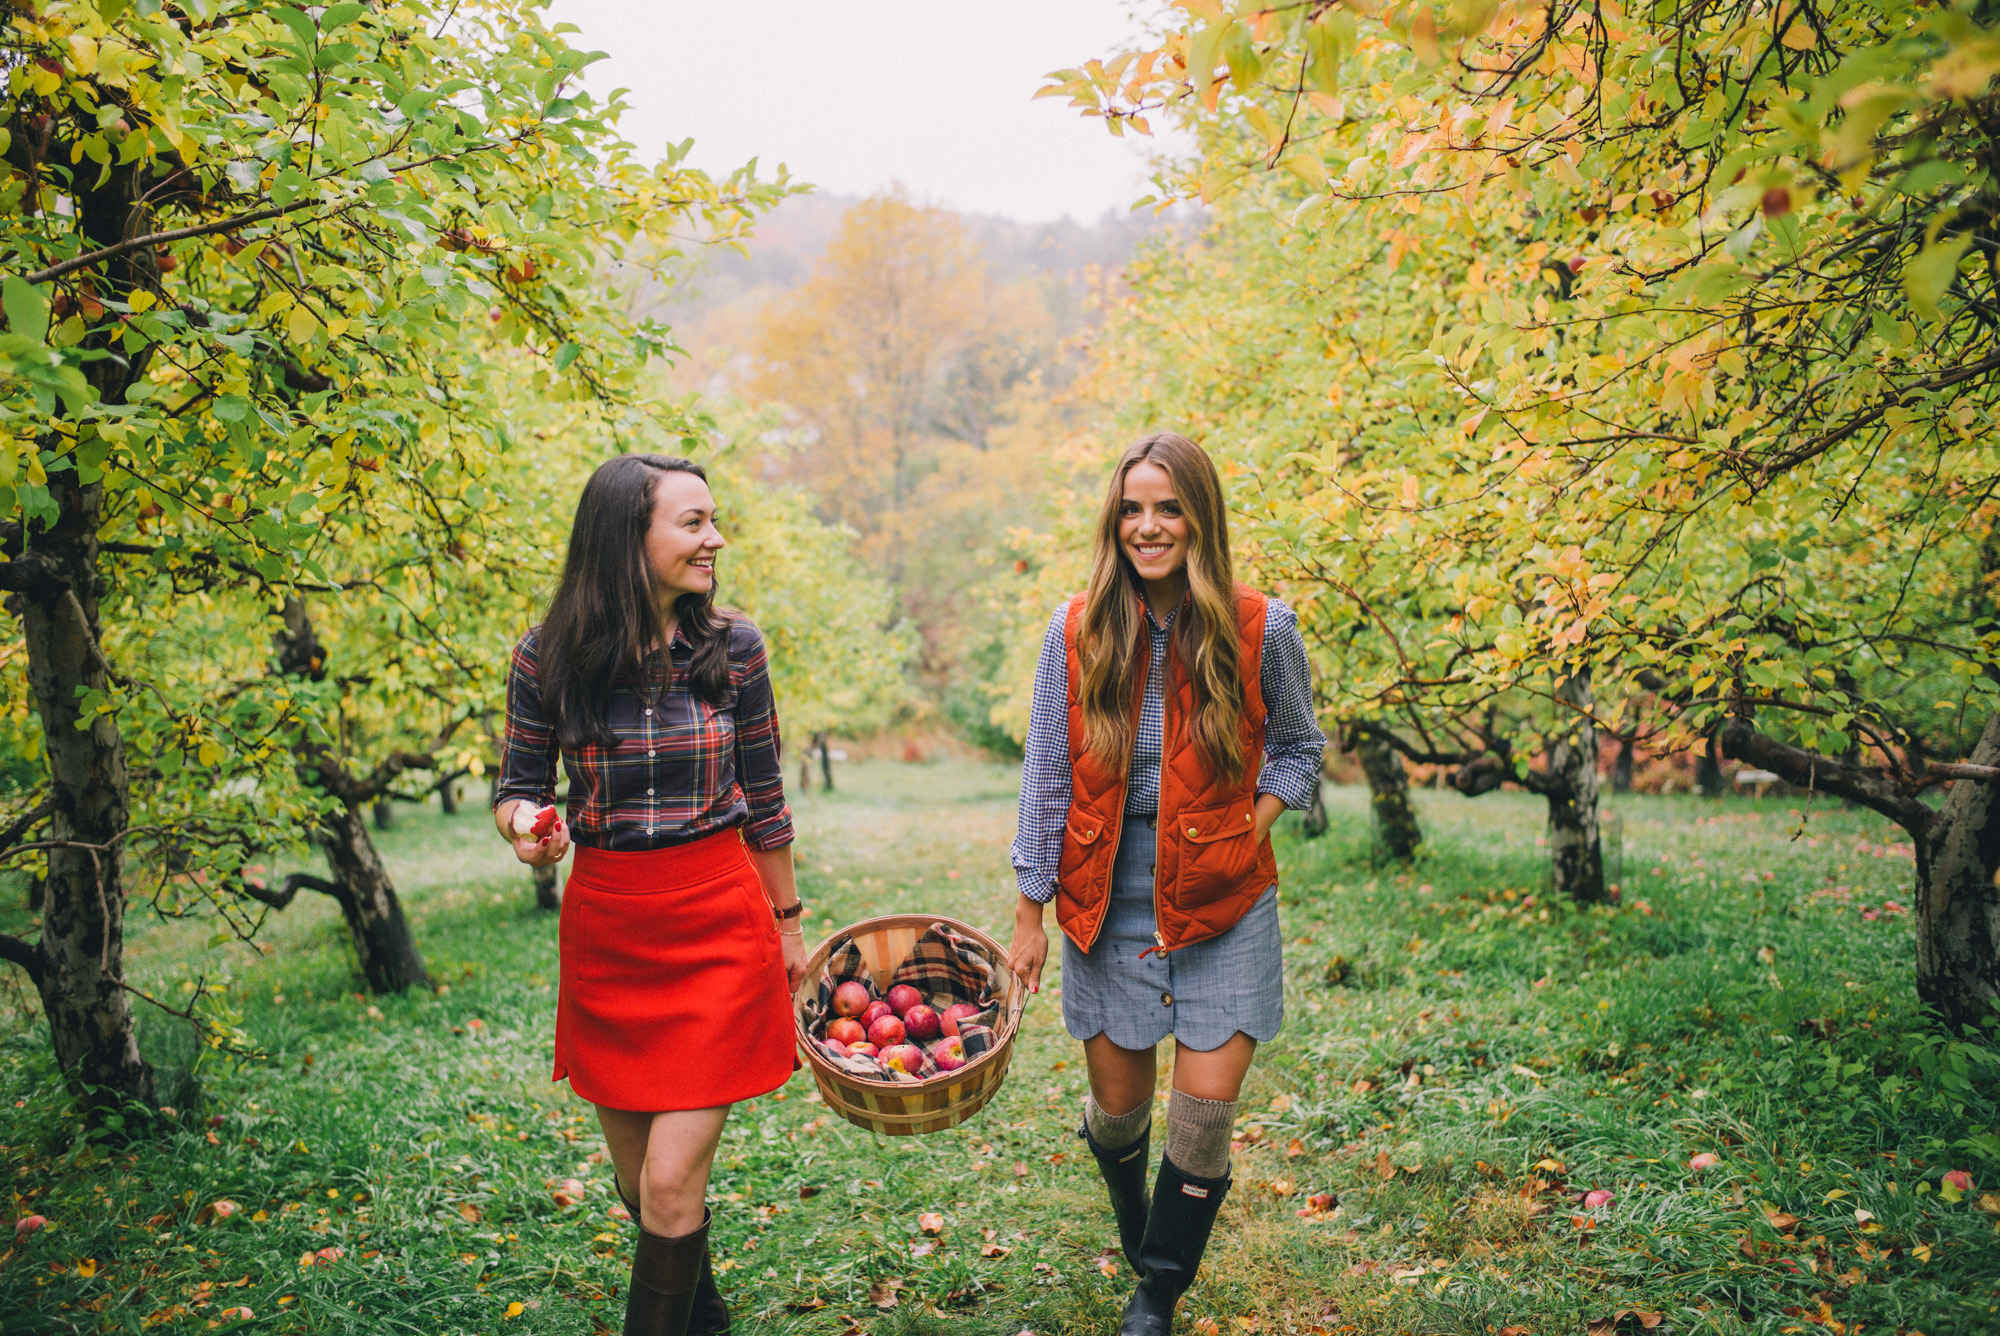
[1119, 459, 1190, 596]
[643, 468, 724, 604]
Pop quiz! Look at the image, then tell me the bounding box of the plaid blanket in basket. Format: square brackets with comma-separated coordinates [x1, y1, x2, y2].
[804, 922, 1005, 1083]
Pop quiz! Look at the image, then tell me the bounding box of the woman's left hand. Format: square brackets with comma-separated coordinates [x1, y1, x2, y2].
[779, 931, 808, 995]
[1252, 792, 1288, 844]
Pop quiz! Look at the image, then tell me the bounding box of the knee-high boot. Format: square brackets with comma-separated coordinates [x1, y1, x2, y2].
[1118, 1155, 1230, 1336]
[616, 1176, 730, 1336]
[1079, 1120, 1152, 1276]
[623, 1208, 709, 1336]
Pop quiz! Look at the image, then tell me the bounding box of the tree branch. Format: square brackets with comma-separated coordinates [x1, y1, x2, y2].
[237, 872, 346, 910]
[0, 794, 54, 856]
[20, 198, 328, 286]
[1719, 715, 1934, 833]
[0, 931, 41, 983]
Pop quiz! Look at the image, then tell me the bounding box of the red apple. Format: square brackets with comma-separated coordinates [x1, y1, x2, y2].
[847, 1042, 879, 1059]
[831, 981, 872, 1019]
[15, 1214, 46, 1235]
[518, 804, 558, 838]
[881, 1043, 924, 1074]
[940, 1002, 982, 1037]
[860, 1000, 892, 1028]
[826, 1017, 866, 1046]
[867, 1015, 906, 1048]
[822, 1039, 850, 1058]
[928, 1037, 966, 1071]
[903, 1004, 942, 1043]
[886, 984, 923, 1017]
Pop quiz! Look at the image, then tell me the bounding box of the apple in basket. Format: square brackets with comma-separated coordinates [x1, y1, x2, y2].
[929, 1037, 967, 1071]
[826, 1017, 867, 1047]
[823, 1039, 851, 1058]
[940, 1002, 982, 1038]
[846, 1042, 879, 1059]
[859, 1000, 893, 1028]
[902, 1004, 942, 1043]
[881, 1043, 924, 1074]
[867, 1014, 907, 1048]
[886, 984, 924, 1017]
[831, 981, 873, 1018]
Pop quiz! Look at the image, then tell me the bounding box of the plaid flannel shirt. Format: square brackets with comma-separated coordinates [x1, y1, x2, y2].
[1010, 594, 1325, 904]
[495, 618, 794, 852]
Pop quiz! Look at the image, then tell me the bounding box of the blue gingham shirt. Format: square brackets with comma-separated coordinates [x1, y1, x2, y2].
[1011, 595, 1325, 904]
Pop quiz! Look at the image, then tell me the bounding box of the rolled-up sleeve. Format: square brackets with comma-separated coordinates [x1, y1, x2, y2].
[731, 622, 795, 852]
[1010, 604, 1074, 904]
[495, 631, 561, 813]
[1256, 598, 1325, 810]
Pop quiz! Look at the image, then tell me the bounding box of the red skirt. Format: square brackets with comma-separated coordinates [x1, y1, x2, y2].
[554, 831, 797, 1111]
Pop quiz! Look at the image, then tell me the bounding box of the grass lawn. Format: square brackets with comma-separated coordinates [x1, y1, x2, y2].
[3, 760, 1999, 1334]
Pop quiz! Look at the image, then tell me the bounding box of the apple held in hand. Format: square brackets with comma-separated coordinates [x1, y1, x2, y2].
[826, 1017, 867, 1047]
[860, 1000, 893, 1028]
[831, 982, 873, 1019]
[881, 1043, 924, 1074]
[903, 1004, 942, 1043]
[516, 804, 560, 838]
[868, 1014, 907, 1048]
[886, 984, 923, 1017]
[929, 1037, 966, 1071]
[940, 1003, 982, 1038]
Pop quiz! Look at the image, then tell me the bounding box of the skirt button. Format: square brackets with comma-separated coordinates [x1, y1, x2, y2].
[1160, 991, 1173, 1006]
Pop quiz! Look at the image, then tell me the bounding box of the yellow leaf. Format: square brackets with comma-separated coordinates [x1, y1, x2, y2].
[286, 305, 318, 345]
[504, 1302, 524, 1319]
[77, 1259, 97, 1278]
[128, 291, 156, 313]
[1780, 23, 1816, 50]
[67, 34, 99, 75]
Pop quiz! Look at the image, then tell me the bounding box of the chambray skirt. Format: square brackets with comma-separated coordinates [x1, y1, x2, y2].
[1060, 816, 1284, 1052]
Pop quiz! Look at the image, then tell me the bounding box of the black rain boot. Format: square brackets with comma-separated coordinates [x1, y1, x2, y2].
[1079, 1119, 1152, 1276]
[623, 1208, 709, 1336]
[617, 1175, 729, 1336]
[1119, 1155, 1230, 1336]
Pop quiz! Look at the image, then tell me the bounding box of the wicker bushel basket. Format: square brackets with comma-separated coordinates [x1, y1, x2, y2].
[794, 913, 1027, 1136]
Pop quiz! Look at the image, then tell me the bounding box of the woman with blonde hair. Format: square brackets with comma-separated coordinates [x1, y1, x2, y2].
[1009, 432, 1324, 1335]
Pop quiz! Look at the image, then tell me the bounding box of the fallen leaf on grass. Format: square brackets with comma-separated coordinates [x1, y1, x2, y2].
[1096, 1257, 1118, 1278]
[836, 1316, 867, 1336]
[909, 1239, 935, 1258]
[1193, 1321, 1221, 1336]
[1765, 1207, 1801, 1232]
[1585, 1311, 1662, 1335]
[917, 1212, 945, 1236]
[1013, 1162, 1028, 1178]
[981, 1242, 1011, 1258]
[1376, 1151, 1394, 1181]
[1499, 1328, 1529, 1336]
[458, 1202, 481, 1223]
[1287, 1139, 1306, 1158]
[867, 1279, 901, 1309]
[798, 1185, 822, 1200]
[785, 1297, 828, 1313]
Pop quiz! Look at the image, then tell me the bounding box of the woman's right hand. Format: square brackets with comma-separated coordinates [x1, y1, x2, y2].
[499, 800, 572, 868]
[1009, 897, 1049, 996]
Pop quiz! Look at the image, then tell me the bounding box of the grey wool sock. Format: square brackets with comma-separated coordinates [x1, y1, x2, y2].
[1083, 1093, 1151, 1152]
[1164, 1090, 1235, 1179]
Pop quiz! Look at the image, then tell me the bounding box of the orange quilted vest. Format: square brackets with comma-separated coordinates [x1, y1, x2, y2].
[1055, 584, 1277, 956]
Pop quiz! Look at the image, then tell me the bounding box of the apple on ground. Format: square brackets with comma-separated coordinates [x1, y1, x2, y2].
[881, 1043, 924, 1074]
[886, 984, 923, 1017]
[940, 1003, 982, 1037]
[826, 1017, 867, 1046]
[1583, 1189, 1613, 1209]
[903, 1004, 942, 1043]
[860, 1000, 893, 1028]
[868, 1014, 907, 1048]
[831, 982, 873, 1019]
[929, 1037, 967, 1071]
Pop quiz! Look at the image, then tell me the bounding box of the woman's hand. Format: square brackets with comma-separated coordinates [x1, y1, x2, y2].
[498, 799, 571, 868]
[1009, 896, 1049, 996]
[1252, 792, 1287, 845]
[779, 931, 808, 995]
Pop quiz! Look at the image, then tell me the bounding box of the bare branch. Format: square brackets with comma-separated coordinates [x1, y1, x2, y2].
[0, 931, 41, 983]
[1719, 715, 1934, 833]
[0, 794, 53, 856]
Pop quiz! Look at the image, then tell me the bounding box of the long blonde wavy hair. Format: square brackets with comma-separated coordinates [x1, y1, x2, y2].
[1076, 433, 1247, 785]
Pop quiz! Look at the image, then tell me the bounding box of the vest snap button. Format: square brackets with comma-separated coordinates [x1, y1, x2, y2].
[1187, 827, 1198, 837]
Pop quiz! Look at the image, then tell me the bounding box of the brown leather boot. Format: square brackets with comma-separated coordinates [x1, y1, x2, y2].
[622, 1208, 709, 1336]
[615, 1177, 729, 1335]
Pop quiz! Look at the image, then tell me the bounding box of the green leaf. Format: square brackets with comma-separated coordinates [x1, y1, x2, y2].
[1906, 233, 1973, 320]
[272, 5, 318, 47]
[543, 97, 576, 121]
[552, 341, 581, 372]
[3, 277, 49, 343]
[321, 2, 367, 29]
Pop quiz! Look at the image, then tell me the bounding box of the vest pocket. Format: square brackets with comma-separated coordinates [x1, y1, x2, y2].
[1172, 798, 1259, 906]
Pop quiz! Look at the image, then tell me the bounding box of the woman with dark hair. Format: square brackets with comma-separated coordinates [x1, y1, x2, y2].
[1008, 433, 1324, 1335]
[494, 454, 806, 1336]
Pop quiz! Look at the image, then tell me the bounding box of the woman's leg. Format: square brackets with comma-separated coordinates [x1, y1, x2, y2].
[1170, 1031, 1256, 1101]
[1081, 1033, 1160, 1275]
[1083, 1032, 1159, 1114]
[597, 1104, 731, 1236]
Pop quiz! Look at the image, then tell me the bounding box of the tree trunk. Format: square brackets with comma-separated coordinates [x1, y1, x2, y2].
[438, 778, 457, 815]
[1356, 732, 1420, 859]
[1612, 735, 1634, 794]
[9, 476, 153, 1113]
[372, 798, 395, 831]
[321, 803, 431, 992]
[1696, 734, 1726, 798]
[1916, 712, 2000, 1031]
[1546, 671, 1607, 904]
[1300, 775, 1329, 839]
[533, 862, 562, 912]
[817, 732, 834, 791]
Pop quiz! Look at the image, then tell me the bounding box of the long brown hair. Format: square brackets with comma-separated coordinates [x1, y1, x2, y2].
[1076, 432, 1246, 784]
[538, 455, 732, 749]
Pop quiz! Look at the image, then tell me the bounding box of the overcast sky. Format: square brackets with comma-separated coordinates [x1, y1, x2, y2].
[543, 0, 1175, 224]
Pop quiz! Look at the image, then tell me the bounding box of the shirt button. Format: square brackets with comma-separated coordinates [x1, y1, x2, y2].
[1160, 992, 1173, 1007]
[648, 750, 657, 757]
[646, 787, 655, 796]
[644, 709, 653, 716]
